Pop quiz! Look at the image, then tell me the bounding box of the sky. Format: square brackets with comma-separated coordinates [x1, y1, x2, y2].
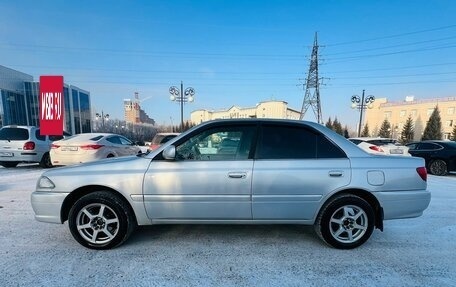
[1, 0, 455, 130]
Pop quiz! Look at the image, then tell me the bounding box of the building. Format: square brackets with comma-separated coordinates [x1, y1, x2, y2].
[365, 96, 456, 140]
[124, 92, 155, 125]
[191, 100, 301, 125]
[0, 65, 92, 134]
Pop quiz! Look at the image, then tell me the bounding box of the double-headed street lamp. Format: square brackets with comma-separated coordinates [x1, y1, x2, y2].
[95, 111, 109, 128]
[351, 90, 375, 137]
[169, 81, 195, 131]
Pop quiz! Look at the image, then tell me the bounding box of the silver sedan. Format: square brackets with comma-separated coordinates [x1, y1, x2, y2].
[31, 119, 431, 249]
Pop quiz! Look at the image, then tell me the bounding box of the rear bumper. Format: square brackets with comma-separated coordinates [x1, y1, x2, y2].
[31, 191, 70, 223]
[0, 151, 43, 163]
[375, 189, 431, 220]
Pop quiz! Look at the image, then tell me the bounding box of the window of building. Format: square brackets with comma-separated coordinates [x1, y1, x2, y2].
[446, 120, 453, 127]
[411, 110, 417, 117]
[427, 108, 434, 116]
[400, 110, 406, 117]
[448, 107, 455, 115]
[384, 111, 392, 119]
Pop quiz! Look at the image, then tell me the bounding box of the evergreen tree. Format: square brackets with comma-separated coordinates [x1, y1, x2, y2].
[361, 123, 370, 137]
[325, 117, 333, 130]
[400, 115, 415, 144]
[332, 117, 343, 135]
[422, 106, 443, 140]
[343, 126, 350, 138]
[378, 119, 392, 138]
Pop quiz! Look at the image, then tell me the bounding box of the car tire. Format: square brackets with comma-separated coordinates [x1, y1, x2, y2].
[0, 162, 19, 168]
[68, 191, 136, 250]
[39, 152, 53, 168]
[429, 159, 447, 176]
[315, 194, 375, 249]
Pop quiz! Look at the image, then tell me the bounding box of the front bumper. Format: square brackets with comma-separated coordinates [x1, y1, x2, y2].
[31, 191, 70, 223]
[375, 189, 431, 220]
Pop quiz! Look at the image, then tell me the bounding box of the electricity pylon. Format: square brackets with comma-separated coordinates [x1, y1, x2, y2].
[300, 32, 322, 123]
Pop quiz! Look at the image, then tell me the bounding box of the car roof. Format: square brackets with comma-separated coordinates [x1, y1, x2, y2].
[349, 137, 393, 140]
[179, 119, 368, 158]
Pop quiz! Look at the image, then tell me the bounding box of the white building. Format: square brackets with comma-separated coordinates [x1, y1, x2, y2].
[191, 100, 301, 125]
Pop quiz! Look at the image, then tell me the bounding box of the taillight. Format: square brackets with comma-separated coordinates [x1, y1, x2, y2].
[51, 144, 60, 149]
[416, 167, 427, 182]
[80, 144, 104, 150]
[369, 145, 384, 152]
[23, 141, 35, 150]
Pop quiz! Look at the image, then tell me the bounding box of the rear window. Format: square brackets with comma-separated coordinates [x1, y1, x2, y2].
[367, 139, 397, 145]
[0, 128, 29, 140]
[90, 135, 104, 141]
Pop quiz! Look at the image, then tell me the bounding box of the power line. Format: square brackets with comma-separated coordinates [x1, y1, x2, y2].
[325, 36, 456, 56]
[326, 24, 456, 47]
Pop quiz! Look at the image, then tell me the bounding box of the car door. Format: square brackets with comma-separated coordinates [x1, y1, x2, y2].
[251, 123, 351, 220]
[118, 135, 138, 155]
[409, 142, 442, 163]
[143, 123, 257, 220]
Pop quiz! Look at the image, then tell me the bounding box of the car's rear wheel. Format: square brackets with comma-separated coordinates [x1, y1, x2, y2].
[0, 162, 19, 168]
[68, 191, 136, 250]
[39, 152, 53, 168]
[429, 159, 447, 176]
[315, 194, 374, 249]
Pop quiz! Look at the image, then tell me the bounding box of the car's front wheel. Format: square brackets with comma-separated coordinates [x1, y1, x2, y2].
[315, 194, 375, 249]
[429, 159, 447, 176]
[68, 191, 136, 250]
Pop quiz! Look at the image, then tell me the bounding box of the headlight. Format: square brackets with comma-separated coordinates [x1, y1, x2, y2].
[37, 176, 55, 189]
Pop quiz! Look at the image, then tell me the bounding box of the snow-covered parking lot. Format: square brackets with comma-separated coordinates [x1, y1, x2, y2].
[1, 165, 455, 287]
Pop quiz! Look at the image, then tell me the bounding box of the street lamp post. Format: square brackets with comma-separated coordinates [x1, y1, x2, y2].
[95, 111, 109, 129]
[351, 90, 375, 137]
[169, 81, 195, 131]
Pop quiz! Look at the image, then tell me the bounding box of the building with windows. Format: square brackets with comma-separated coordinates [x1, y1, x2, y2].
[0, 65, 92, 134]
[365, 96, 456, 140]
[191, 100, 301, 125]
[124, 92, 155, 125]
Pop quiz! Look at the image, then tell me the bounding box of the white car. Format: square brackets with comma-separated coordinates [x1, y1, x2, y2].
[50, 133, 142, 166]
[0, 125, 68, 168]
[349, 137, 410, 156]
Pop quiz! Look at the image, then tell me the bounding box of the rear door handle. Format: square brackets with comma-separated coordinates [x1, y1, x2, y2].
[329, 171, 343, 177]
[228, 172, 247, 179]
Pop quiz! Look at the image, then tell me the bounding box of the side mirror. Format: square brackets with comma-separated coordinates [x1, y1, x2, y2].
[163, 145, 176, 160]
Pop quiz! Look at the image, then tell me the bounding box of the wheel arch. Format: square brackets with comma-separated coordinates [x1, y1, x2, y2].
[60, 185, 137, 225]
[318, 188, 384, 231]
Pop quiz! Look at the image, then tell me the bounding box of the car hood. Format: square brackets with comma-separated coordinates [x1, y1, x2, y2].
[42, 155, 152, 177]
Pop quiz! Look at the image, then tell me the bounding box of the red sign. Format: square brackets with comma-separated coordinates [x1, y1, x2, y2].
[39, 76, 64, 135]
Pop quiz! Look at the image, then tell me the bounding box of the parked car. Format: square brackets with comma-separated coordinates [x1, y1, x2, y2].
[349, 137, 410, 156]
[406, 140, 456, 176]
[0, 125, 68, 168]
[50, 133, 142, 166]
[31, 119, 430, 250]
[148, 132, 179, 150]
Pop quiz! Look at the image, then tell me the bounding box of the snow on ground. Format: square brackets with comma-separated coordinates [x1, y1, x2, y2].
[0, 164, 455, 287]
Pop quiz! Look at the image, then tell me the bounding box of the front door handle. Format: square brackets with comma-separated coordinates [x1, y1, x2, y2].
[228, 172, 247, 179]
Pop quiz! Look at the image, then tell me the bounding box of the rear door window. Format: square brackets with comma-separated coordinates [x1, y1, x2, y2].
[256, 124, 346, 159]
[35, 130, 46, 141]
